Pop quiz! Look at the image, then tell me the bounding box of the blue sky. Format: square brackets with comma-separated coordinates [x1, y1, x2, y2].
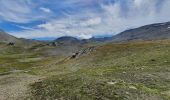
[0, 0, 170, 39]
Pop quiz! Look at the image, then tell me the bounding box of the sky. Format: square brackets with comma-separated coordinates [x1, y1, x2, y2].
[0, 0, 170, 39]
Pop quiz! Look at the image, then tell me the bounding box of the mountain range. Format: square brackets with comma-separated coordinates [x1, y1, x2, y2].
[52, 21, 170, 44]
[1, 21, 170, 100]
[1, 21, 170, 45]
[112, 22, 170, 42]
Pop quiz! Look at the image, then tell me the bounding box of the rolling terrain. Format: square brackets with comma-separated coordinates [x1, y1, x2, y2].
[0, 22, 170, 100]
[29, 40, 170, 100]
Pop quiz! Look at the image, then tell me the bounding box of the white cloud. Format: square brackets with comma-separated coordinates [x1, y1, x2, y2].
[14, 25, 35, 31]
[0, 0, 32, 23]
[0, 0, 53, 23]
[80, 17, 101, 27]
[9, 0, 170, 39]
[39, 7, 52, 13]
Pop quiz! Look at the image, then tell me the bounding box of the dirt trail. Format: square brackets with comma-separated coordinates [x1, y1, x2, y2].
[0, 73, 42, 100]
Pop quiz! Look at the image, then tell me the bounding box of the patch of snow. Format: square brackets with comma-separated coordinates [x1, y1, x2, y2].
[168, 26, 170, 29]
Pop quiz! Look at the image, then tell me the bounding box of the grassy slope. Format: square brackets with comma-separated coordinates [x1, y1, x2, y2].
[0, 43, 69, 99]
[30, 40, 170, 100]
[0, 43, 65, 75]
[1, 40, 170, 100]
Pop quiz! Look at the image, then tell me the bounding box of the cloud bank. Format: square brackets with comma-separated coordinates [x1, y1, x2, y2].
[0, 0, 170, 39]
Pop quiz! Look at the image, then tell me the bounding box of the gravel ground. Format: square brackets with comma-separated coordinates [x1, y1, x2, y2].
[0, 73, 41, 100]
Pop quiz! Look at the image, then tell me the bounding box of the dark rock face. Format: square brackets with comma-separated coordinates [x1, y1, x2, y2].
[112, 22, 170, 42]
[48, 42, 58, 46]
[7, 42, 15, 46]
[71, 52, 79, 59]
[71, 46, 95, 59]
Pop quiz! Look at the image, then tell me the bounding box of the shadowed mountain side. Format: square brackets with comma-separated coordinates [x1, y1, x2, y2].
[0, 29, 20, 43]
[0, 29, 45, 47]
[112, 22, 170, 42]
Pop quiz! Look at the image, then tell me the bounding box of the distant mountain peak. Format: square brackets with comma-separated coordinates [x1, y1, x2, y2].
[56, 36, 79, 41]
[112, 21, 170, 42]
[0, 29, 18, 43]
[0, 29, 39, 45]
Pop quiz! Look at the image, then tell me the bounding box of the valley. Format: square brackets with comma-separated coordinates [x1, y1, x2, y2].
[0, 39, 170, 100]
[1, 22, 170, 100]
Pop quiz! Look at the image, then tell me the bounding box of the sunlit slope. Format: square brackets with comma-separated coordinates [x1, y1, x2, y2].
[0, 43, 67, 74]
[30, 40, 170, 100]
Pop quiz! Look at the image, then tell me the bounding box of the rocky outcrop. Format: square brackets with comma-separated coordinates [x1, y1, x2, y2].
[7, 42, 15, 46]
[71, 46, 95, 59]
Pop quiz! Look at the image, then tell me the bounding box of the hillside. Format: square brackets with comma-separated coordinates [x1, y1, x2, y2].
[1, 39, 170, 100]
[1, 22, 170, 100]
[46, 21, 170, 44]
[0, 29, 20, 43]
[112, 22, 170, 42]
[0, 29, 42, 46]
[28, 40, 170, 100]
[54, 36, 83, 45]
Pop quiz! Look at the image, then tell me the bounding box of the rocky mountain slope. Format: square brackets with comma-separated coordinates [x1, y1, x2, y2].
[49, 21, 170, 44]
[0, 29, 20, 43]
[1, 21, 170, 45]
[112, 22, 170, 42]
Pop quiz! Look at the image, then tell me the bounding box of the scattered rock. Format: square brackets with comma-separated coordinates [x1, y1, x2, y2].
[107, 81, 117, 85]
[24, 71, 29, 73]
[122, 71, 126, 74]
[49, 42, 58, 46]
[129, 86, 137, 90]
[150, 59, 156, 62]
[164, 61, 168, 63]
[125, 92, 130, 95]
[70, 46, 95, 59]
[162, 90, 170, 96]
[7, 42, 15, 46]
[71, 52, 79, 59]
